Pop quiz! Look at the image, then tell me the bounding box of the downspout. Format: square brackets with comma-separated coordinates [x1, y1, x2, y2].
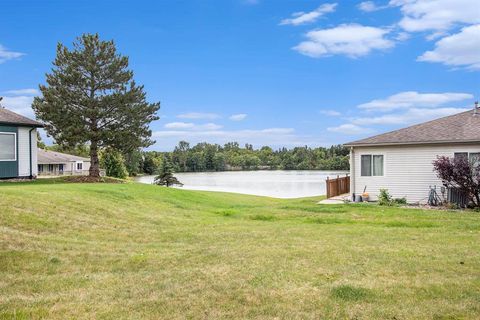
[350, 147, 355, 200]
[29, 128, 35, 179]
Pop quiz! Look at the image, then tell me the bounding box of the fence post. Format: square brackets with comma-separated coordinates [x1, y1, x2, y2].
[326, 177, 330, 198]
[336, 175, 339, 197]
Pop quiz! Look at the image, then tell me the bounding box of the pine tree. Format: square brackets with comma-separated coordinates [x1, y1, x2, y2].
[32, 33, 160, 177]
[154, 158, 183, 187]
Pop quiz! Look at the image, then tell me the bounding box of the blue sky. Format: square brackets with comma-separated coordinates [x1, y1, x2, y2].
[1, 0, 479, 150]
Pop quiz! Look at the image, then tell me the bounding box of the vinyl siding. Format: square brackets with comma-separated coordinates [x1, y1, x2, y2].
[351, 143, 480, 203]
[17, 127, 38, 177]
[31, 129, 38, 176]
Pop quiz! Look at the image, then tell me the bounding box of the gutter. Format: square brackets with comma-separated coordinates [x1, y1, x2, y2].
[344, 139, 480, 148]
[29, 128, 35, 179]
[350, 147, 355, 200]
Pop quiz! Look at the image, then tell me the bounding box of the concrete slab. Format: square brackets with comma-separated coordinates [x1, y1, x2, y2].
[318, 193, 350, 205]
[318, 199, 345, 204]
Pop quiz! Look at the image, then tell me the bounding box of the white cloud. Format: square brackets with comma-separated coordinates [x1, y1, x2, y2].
[200, 123, 224, 130]
[152, 127, 314, 150]
[164, 122, 222, 130]
[358, 91, 473, 112]
[331, 90, 474, 136]
[327, 124, 374, 135]
[229, 113, 247, 121]
[177, 112, 220, 120]
[319, 110, 341, 116]
[351, 107, 469, 125]
[418, 24, 480, 70]
[1, 95, 35, 118]
[164, 122, 195, 129]
[358, 1, 387, 12]
[3, 88, 39, 95]
[0, 44, 24, 63]
[0, 88, 39, 118]
[395, 32, 411, 41]
[293, 24, 394, 58]
[280, 3, 337, 26]
[390, 0, 480, 33]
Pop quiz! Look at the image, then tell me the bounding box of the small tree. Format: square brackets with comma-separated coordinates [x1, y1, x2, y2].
[101, 148, 128, 179]
[433, 155, 480, 207]
[154, 158, 183, 187]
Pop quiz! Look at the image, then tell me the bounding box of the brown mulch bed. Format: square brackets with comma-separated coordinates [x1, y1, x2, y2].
[60, 176, 125, 183]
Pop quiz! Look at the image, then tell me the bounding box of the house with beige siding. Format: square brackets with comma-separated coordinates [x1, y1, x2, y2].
[37, 149, 91, 176]
[344, 108, 480, 204]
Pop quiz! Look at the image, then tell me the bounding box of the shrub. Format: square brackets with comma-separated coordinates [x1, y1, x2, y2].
[433, 156, 480, 208]
[378, 189, 393, 206]
[100, 148, 128, 179]
[445, 202, 459, 210]
[393, 197, 407, 205]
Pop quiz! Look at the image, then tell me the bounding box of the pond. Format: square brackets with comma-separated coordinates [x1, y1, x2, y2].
[135, 170, 349, 198]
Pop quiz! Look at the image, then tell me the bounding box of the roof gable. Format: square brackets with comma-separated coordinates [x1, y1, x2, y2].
[0, 108, 43, 127]
[345, 109, 480, 147]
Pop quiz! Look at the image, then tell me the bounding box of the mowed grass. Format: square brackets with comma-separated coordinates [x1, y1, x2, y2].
[1, 181, 480, 319]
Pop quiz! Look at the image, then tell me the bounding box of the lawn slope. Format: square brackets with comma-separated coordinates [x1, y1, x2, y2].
[1, 181, 480, 319]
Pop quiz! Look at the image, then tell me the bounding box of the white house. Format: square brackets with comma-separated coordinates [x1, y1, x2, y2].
[0, 107, 42, 179]
[344, 108, 480, 204]
[37, 149, 91, 176]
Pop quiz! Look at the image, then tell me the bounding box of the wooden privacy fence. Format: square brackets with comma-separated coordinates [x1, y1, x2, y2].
[326, 175, 350, 198]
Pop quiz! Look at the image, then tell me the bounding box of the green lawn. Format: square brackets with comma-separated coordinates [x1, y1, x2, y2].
[1, 180, 479, 319]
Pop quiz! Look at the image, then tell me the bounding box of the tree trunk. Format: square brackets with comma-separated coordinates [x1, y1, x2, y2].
[89, 140, 100, 177]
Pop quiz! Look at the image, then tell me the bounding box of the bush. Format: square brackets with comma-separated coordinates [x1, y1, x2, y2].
[378, 189, 393, 206]
[100, 148, 128, 179]
[433, 155, 480, 208]
[393, 197, 407, 205]
[445, 202, 459, 210]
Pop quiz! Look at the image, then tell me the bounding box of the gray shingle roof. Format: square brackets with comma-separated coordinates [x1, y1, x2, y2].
[38, 149, 90, 164]
[0, 108, 43, 127]
[344, 109, 480, 147]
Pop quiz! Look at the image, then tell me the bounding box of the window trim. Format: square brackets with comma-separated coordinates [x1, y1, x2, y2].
[0, 132, 17, 162]
[454, 152, 480, 165]
[360, 153, 385, 177]
[76, 162, 83, 171]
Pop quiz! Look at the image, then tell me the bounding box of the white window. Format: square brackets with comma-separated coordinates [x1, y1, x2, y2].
[361, 154, 384, 176]
[76, 162, 83, 170]
[0, 132, 16, 161]
[454, 152, 480, 167]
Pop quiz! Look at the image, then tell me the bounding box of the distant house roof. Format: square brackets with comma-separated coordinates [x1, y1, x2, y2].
[0, 107, 43, 127]
[38, 149, 90, 164]
[345, 109, 480, 147]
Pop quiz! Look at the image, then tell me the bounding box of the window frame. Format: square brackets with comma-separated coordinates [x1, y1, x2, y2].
[454, 152, 480, 166]
[0, 132, 17, 162]
[76, 162, 83, 171]
[360, 153, 385, 177]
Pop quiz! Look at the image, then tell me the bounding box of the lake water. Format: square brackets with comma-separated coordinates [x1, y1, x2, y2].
[135, 170, 349, 198]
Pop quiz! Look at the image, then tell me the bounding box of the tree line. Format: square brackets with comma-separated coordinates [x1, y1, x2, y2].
[165, 141, 350, 173]
[43, 141, 350, 177]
